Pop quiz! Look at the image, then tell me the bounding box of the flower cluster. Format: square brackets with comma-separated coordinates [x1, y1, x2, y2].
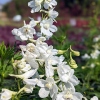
[0, 0, 98, 100]
[82, 35, 100, 68]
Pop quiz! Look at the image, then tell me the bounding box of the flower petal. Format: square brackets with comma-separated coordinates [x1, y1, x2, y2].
[39, 88, 50, 98]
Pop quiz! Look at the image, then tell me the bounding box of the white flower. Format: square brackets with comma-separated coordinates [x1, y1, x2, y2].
[90, 63, 95, 68]
[57, 62, 79, 86]
[29, 17, 40, 27]
[18, 64, 31, 74]
[91, 50, 100, 59]
[59, 82, 75, 92]
[56, 88, 83, 100]
[28, 0, 43, 13]
[36, 37, 47, 45]
[20, 43, 40, 58]
[44, 0, 57, 9]
[0, 89, 17, 100]
[48, 8, 59, 21]
[45, 55, 58, 77]
[21, 85, 34, 93]
[40, 19, 57, 38]
[37, 44, 58, 59]
[37, 77, 58, 99]
[91, 96, 98, 100]
[23, 53, 39, 69]
[9, 69, 37, 79]
[23, 78, 38, 86]
[12, 21, 36, 41]
[93, 35, 100, 42]
[81, 53, 90, 59]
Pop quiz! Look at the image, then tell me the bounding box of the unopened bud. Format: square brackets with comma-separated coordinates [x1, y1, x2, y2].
[69, 58, 78, 68]
[58, 50, 66, 54]
[70, 46, 80, 56]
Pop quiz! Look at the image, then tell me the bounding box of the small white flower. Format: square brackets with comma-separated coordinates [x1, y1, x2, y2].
[48, 8, 59, 21]
[44, 0, 57, 9]
[37, 44, 58, 59]
[57, 62, 79, 86]
[45, 55, 58, 77]
[22, 85, 34, 93]
[37, 77, 58, 98]
[20, 43, 40, 58]
[56, 88, 83, 100]
[91, 96, 98, 100]
[18, 64, 31, 74]
[91, 50, 100, 59]
[90, 63, 95, 68]
[0, 89, 17, 100]
[12, 21, 36, 41]
[23, 53, 39, 69]
[93, 35, 100, 42]
[82, 53, 90, 59]
[40, 19, 57, 38]
[29, 17, 40, 27]
[28, 0, 43, 13]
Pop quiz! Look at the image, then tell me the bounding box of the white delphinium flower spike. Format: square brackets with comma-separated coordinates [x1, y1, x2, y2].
[12, 21, 36, 41]
[37, 77, 58, 99]
[0, 89, 17, 100]
[28, 0, 43, 13]
[44, 0, 57, 9]
[40, 18, 57, 38]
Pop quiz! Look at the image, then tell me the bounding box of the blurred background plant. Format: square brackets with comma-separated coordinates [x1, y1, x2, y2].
[0, 0, 100, 99]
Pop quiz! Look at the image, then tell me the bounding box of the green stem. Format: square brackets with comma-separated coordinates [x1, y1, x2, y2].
[17, 79, 21, 90]
[0, 74, 4, 86]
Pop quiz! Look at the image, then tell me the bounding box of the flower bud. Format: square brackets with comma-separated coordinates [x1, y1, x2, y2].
[70, 46, 80, 56]
[69, 58, 78, 68]
[58, 50, 66, 54]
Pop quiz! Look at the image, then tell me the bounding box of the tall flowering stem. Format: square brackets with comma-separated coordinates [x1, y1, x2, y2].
[0, 0, 98, 100]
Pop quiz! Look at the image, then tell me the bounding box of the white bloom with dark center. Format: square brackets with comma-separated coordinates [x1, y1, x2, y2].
[40, 19, 57, 38]
[37, 77, 58, 99]
[28, 0, 43, 13]
[0, 89, 17, 100]
[44, 0, 57, 9]
[12, 21, 36, 41]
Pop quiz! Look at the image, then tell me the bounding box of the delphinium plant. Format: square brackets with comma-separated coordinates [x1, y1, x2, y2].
[0, 0, 98, 100]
